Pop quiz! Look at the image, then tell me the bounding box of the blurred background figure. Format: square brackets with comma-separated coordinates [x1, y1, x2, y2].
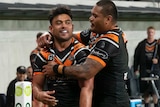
[6, 66, 27, 107]
[26, 66, 33, 82]
[134, 26, 160, 107]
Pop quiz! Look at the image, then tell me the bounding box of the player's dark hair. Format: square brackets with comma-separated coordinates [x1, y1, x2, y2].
[36, 32, 43, 39]
[48, 5, 72, 25]
[147, 26, 155, 31]
[96, 0, 118, 22]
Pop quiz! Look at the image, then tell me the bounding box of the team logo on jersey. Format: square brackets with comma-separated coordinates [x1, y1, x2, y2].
[48, 54, 54, 61]
[68, 56, 74, 61]
[99, 41, 106, 49]
[91, 47, 108, 59]
[80, 29, 91, 37]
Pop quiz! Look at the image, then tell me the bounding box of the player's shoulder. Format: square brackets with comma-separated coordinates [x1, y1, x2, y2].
[30, 48, 39, 54]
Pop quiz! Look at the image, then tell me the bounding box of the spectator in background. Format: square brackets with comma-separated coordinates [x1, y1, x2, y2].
[6, 66, 26, 107]
[26, 66, 33, 82]
[134, 26, 160, 107]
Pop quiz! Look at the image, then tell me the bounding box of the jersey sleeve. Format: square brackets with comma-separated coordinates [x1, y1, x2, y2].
[30, 49, 54, 75]
[74, 48, 90, 64]
[76, 29, 91, 45]
[88, 34, 120, 67]
[30, 53, 47, 75]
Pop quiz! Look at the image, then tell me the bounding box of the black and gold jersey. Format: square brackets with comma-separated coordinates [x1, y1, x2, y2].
[78, 29, 129, 106]
[30, 38, 90, 107]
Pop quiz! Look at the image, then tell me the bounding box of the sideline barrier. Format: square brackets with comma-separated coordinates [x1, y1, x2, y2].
[15, 81, 32, 107]
[130, 99, 142, 107]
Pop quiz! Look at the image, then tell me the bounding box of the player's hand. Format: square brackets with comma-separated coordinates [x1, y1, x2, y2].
[37, 32, 52, 48]
[135, 70, 140, 78]
[42, 61, 57, 76]
[36, 90, 58, 106]
[152, 58, 158, 64]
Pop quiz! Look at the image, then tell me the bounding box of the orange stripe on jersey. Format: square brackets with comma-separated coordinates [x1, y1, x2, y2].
[33, 72, 43, 75]
[64, 42, 85, 66]
[103, 34, 119, 43]
[71, 43, 85, 55]
[64, 60, 73, 66]
[75, 33, 83, 43]
[145, 45, 155, 52]
[88, 55, 106, 67]
[54, 57, 63, 65]
[40, 50, 51, 60]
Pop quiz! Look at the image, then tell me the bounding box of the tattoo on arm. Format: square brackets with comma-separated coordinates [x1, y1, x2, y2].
[65, 58, 103, 80]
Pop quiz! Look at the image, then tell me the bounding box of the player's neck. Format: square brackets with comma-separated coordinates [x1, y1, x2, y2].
[147, 38, 155, 43]
[53, 38, 72, 52]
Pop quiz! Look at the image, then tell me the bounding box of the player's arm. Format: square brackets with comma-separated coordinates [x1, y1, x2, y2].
[73, 29, 91, 45]
[78, 78, 94, 107]
[133, 42, 141, 72]
[32, 72, 58, 106]
[43, 42, 106, 79]
[30, 53, 44, 99]
[32, 73, 45, 101]
[64, 57, 104, 80]
[30, 53, 57, 106]
[73, 47, 94, 107]
[43, 36, 119, 80]
[63, 37, 119, 80]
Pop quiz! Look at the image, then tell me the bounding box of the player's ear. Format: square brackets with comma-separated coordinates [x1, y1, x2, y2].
[49, 25, 53, 31]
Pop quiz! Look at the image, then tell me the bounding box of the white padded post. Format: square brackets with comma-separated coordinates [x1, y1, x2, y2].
[15, 81, 32, 107]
